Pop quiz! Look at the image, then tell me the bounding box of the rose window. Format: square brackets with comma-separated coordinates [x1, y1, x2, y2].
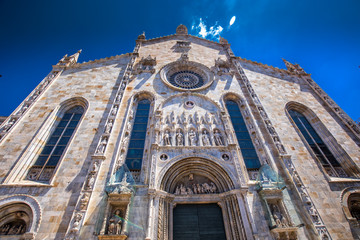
[169, 71, 204, 89]
[160, 61, 213, 91]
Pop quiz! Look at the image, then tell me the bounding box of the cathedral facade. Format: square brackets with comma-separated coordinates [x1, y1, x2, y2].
[0, 25, 360, 240]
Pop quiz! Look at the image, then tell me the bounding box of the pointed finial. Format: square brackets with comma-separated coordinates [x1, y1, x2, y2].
[219, 36, 228, 45]
[137, 32, 146, 40]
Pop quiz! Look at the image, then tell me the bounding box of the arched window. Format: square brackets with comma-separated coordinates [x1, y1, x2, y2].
[27, 106, 84, 182]
[349, 194, 360, 221]
[125, 99, 150, 171]
[288, 109, 345, 177]
[225, 100, 261, 170]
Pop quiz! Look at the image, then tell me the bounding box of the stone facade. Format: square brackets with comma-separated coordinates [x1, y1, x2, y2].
[0, 25, 360, 240]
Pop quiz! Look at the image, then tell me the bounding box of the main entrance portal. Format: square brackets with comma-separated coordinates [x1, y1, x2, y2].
[173, 204, 226, 240]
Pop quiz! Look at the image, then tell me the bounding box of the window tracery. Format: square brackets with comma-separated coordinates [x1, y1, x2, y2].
[288, 109, 349, 178]
[124, 99, 151, 171]
[225, 100, 261, 170]
[26, 105, 84, 182]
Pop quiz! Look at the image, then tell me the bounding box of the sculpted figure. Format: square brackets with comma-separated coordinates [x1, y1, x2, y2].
[202, 183, 210, 193]
[1, 119, 15, 133]
[265, 121, 276, 135]
[108, 209, 122, 235]
[175, 186, 180, 195]
[111, 106, 118, 116]
[176, 130, 184, 146]
[97, 137, 108, 154]
[86, 174, 95, 190]
[189, 129, 197, 146]
[214, 130, 223, 146]
[180, 184, 187, 195]
[163, 130, 171, 146]
[92, 161, 99, 172]
[210, 182, 217, 193]
[80, 193, 90, 210]
[71, 213, 83, 233]
[187, 187, 193, 194]
[192, 184, 198, 194]
[105, 120, 113, 134]
[202, 130, 211, 146]
[271, 205, 287, 228]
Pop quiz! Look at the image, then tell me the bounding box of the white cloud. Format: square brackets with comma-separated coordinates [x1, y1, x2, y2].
[229, 16, 236, 26]
[191, 18, 223, 40]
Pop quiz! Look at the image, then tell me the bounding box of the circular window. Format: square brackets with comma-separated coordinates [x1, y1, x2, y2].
[160, 61, 213, 91]
[169, 71, 204, 89]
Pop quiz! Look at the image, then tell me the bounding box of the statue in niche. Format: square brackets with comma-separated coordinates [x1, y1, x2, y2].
[71, 213, 83, 233]
[115, 93, 122, 102]
[86, 173, 96, 190]
[1, 119, 15, 133]
[214, 130, 224, 146]
[111, 106, 118, 116]
[108, 209, 122, 235]
[273, 136, 286, 154]
[163, 130, 171, 146]
[202, 130, 211, 146]
[265, 120, 276, 135]
[105, 120, 113, 134]
[189, 129, 197, 146]
[92, 161, 99, 172]
[271, 204, 289, 228]
[176, 130, 184, 146]
[80, 193, 90, 210]
[96, 137, 108, 154]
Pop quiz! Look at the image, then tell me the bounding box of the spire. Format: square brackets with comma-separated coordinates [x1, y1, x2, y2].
[282, 58, 307, 75]
[70, 49, 82, 64]
[56, 50, 82, 68]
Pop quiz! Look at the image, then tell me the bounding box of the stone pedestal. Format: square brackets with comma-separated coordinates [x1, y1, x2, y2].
[98, 234, 128, 240]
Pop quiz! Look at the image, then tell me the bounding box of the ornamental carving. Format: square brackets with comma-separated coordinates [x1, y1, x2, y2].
[135, 55, 156, 74]
[173, 174, 218, 195]
[160, 60, 214, 91]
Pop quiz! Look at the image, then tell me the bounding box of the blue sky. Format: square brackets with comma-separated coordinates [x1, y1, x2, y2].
[0, 0, 359, 120]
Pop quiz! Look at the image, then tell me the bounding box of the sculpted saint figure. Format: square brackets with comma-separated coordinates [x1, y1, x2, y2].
[202, 130, 211, 146]
[214, 130, 224, 146]
[163, 130, 171, 146]
[189, 129, 197, 146]
[105, 120, 113, 134]
[176, 130, 184, 146]
[96, 137, 108, 154]
[108, 209, 122, 235]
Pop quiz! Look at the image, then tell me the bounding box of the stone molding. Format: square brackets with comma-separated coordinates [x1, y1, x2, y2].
[64, 40, 142, 240]
[0, 194, 42, 237]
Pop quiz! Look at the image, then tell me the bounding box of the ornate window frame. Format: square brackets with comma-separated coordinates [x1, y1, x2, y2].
[3, 97, 88, 185]
[112, 91, 155, 183]
[285, 101, 360, 180]
[160, 60, 214, 92]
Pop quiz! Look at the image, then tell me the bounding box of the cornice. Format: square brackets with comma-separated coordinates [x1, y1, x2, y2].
[68, 53, 132, 68]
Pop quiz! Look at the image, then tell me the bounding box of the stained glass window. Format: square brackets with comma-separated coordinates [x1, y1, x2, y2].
[125, 99, 150, 171]
[288, 109, 344, 177]
[27, 106, 84, 181]
[226, 100, 261, 170]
